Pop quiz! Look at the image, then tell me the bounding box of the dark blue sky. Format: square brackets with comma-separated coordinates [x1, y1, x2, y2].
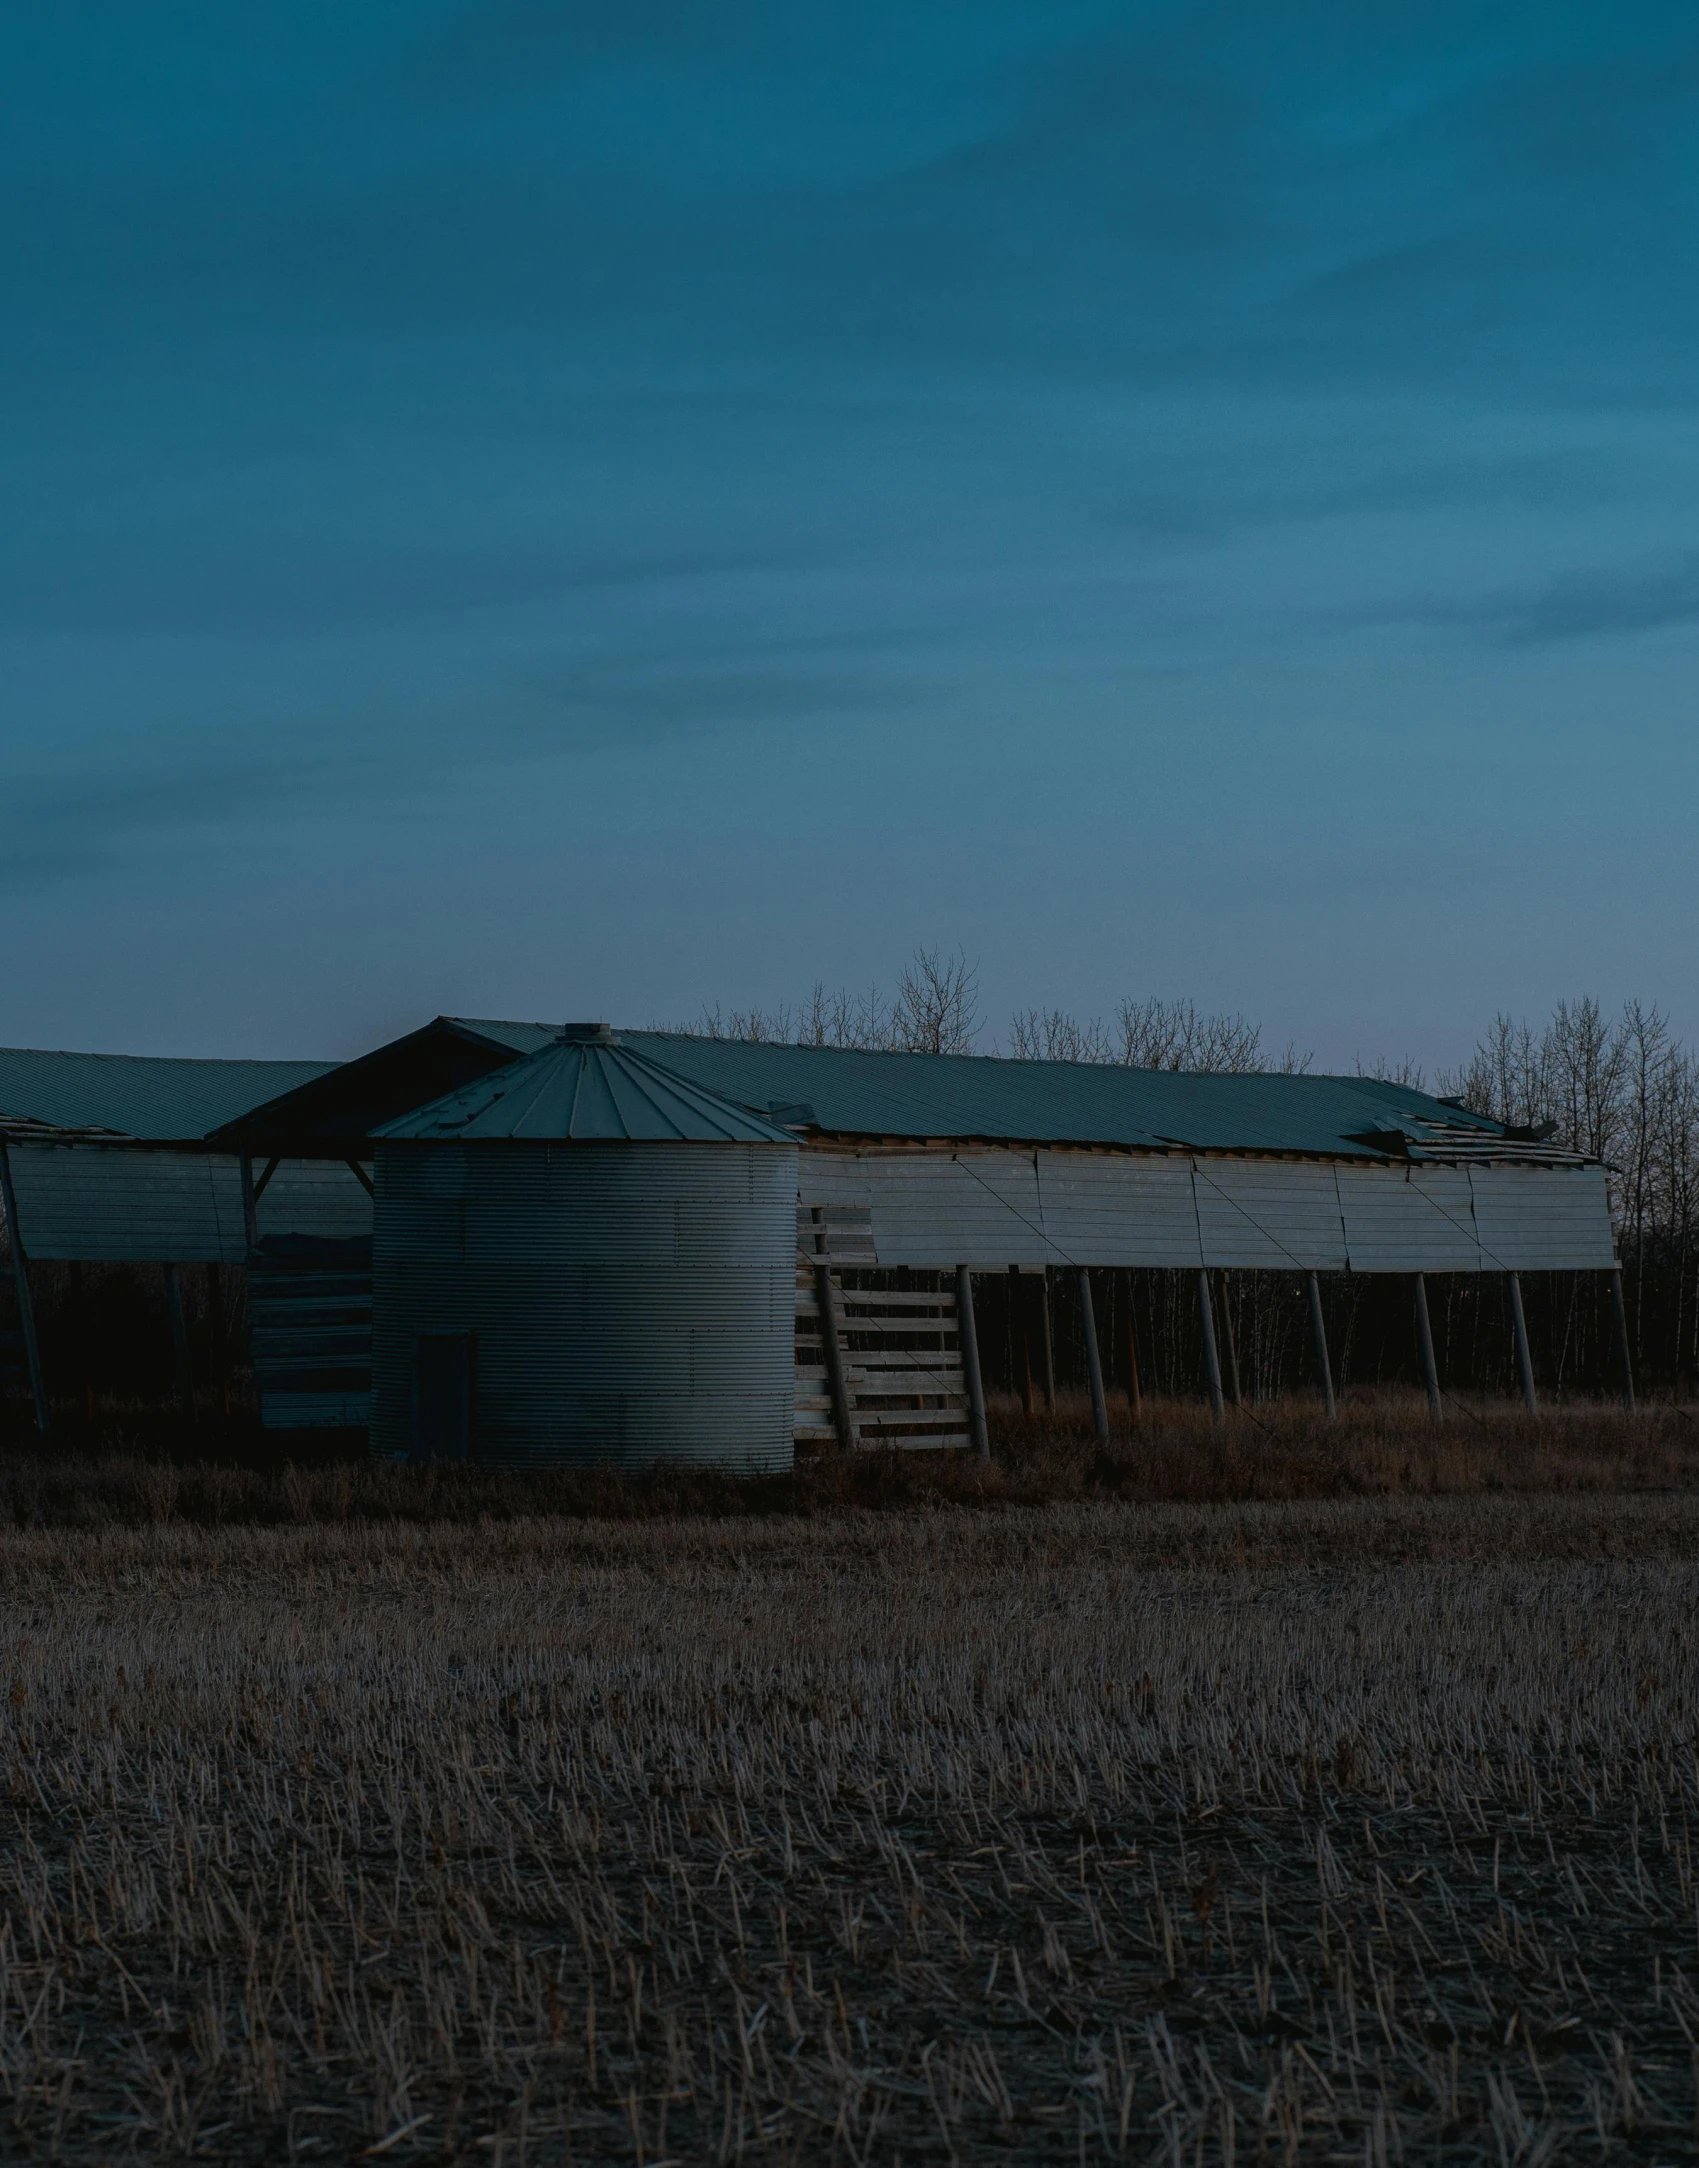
[5, 2, 1697, 1064]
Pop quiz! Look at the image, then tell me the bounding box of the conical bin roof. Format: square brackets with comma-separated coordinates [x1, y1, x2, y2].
[372, 1026, 796, 1145]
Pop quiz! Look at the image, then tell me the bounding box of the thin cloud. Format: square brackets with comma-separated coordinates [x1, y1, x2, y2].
[1461, 556, 1699, 644]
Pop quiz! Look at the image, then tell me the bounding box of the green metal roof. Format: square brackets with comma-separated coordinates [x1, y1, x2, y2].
[377, 1029, 796, 1145]
[0, 1046, 336, 1143]
[441, 1019, 1514, 1161]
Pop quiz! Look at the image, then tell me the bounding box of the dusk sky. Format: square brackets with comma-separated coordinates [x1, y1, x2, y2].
[4, 2, 1697, 1068]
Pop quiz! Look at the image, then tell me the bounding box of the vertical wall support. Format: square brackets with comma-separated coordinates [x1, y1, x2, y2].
[165, 1263, 192, 1420]
[1508, 1272, 1537, 1413]
[239, 1152, 259, 1252]
[1609, 1268, 1635, 1411]
[1078, 1268, 1109, 1442]
[1011, 1265, 1033, 1415]
[956, 1265, 989, 1460]
[1124, 1269, 1142, 1422]
[1197, 1269, 1225, 1419]
[1038, 1270, 1056, 1413]
[1216, 1271, 1243, 1407]
[1306, 1271, 1337, 1419]
[1413, 1272, 1443, 1424]
[0, 1140, 49, 1436]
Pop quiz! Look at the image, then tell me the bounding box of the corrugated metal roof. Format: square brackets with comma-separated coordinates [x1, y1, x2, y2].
[436, 1018, 1545, 1161]
[617, 1035, 1522, 1161]
[0, 1046, 336, 1143]
[376, 1030, 797, 1144]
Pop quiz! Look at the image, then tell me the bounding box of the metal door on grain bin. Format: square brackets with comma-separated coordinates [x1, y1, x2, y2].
[413, 1333, 475, 1462]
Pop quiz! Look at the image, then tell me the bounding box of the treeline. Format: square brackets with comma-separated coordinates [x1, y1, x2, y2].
[689, 954, 1699, 1395]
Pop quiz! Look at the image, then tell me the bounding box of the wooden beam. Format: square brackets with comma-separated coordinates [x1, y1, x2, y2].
[239, 1153, 259, 1251]
[1216, 1270, 1242, 1408]
[808, 1209, 853, 1451]
[1078, 1268, 1109, 1442]
[1413, 1272, 1443, 1424]
[1038, 1271, 1056, 1413]
[1306, 1271, 1337, 1419]
[0, 1141, 49, 1435]
[1124, 1269, 1142, 1423]
[345, 1160, 376, 1198]
[1197, 1269, 1224, 1420]
[956, 1266, 989, 1460]
[1011, 1264, 1033, 1416]
[1609, 1267, 1635, 1412]
[1508, 1272, 1537, 1413]
[165, 1263, 192, 1421]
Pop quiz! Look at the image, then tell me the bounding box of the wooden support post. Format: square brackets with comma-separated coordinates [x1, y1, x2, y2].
[65, 1259, 92, 1424]
[0, 1141, 49, 1436]
[1011, 1265, 1033, 1415]
[239, 1152, 259, 1252]
[1306, 1271, 1336, 1419]
[1508, 1272, 1537, 1413]
[1124, 1269, 1142, 1422]
[1078, 1268, 1109, 1442]
[956, 1265, 989, 1460]
[1609, 1267, 1635, 1412]
[1217, 1270, 1242, 1407]
[815, 1263, 853, 1451]
[1414, 1272, 1443, 1424]
[1038, 1270, 1056, 1414]
[1197, 1269, 1225, 1420]
[810, 1208, 853, 1451]
[165, 1263, 192, 1421]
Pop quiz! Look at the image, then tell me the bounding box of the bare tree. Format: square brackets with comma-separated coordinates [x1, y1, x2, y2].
[891, 947, 980, 1056]
[1354, 1054, 1427, 1089]
[1115, 997, 1270, 1074]
[1006, 1009, 1115, 1063]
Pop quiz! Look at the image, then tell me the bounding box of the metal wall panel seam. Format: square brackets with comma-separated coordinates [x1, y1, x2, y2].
[1332, 1164, 1352, 1272]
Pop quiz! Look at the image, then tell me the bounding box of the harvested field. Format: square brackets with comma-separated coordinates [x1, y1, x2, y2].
[2, 1495, 1698, 2161]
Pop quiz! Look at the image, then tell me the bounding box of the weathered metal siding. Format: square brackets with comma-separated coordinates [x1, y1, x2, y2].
[5, 1144, 245, 1261]
[370, 1141, 797, 1471]
[1041, 1156, 1205, 1267]
[1336, 1166, 1482, 1272]
[1190, 1161, 1347, 1270]
[1467, 1165, 1615, 1270]
[4, 1144, 373, 1261]
[798, 1147, 1616, 1272]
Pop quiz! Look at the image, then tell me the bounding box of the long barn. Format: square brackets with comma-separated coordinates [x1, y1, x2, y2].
[2, 1018, 1622, 1453]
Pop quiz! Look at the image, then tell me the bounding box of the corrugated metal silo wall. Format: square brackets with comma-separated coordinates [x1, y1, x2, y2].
[371, 1141, 797, 1472]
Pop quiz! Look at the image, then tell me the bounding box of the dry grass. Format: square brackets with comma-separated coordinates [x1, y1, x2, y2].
[2, 1396, 1697, 1530]
[2, 1494, 1699, 2161]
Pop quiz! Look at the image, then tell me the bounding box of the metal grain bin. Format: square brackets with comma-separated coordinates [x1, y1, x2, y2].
[369, 1026, 798, 1472]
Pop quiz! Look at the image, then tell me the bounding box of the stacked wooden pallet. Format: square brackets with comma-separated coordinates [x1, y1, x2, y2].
[794, 1207, 972, 1451]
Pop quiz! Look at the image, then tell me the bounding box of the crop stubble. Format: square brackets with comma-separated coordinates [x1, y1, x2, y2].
[1, 1495, 1697, 2161]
